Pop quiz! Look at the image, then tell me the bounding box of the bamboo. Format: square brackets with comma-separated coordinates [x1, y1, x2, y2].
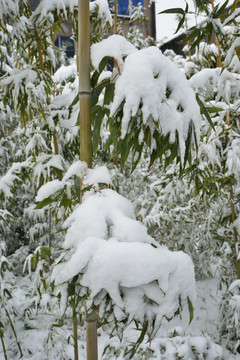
[78, 0, 92, 168]
[0, 334, 7, 360]
[114, 0, 118, 34]
[78, 0, 97, 359]
[211, 0, 222, 67]
[72, 297, 79, 360]
[86, 310, 98, 360]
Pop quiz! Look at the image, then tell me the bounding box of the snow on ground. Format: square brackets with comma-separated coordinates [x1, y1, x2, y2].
[3, 263, 238, 359]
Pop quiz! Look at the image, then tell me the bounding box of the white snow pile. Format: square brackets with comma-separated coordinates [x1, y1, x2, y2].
[103, 333, 226, 360]
[91, 35, 201, 161]
[52, 187, 196, 333]
[91, 34, 136, 72]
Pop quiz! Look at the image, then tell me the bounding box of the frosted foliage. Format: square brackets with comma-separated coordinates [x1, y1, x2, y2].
[52, 189, 196, 332]
[53, 61, 77, 83]
[0, 161, 30, 198]
[33, 0, 112, 28]
[62, 160, 88, 181]
[94, 40, 201, 161]
[90, 0, 113, 26]
[33, 154, 64, 186]
[190, 68, 240, 103]
[0, 0, 18, 19]
[33, 0, 77, 21]
[226, 138, 240, 179]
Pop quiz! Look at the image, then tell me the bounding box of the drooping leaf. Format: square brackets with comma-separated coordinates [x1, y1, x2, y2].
[187, 297, 194, 325]
[196, 94, 215, 131]
[158, 8, 185, 15]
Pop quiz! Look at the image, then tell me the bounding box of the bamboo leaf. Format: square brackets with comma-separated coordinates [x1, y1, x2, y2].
[196, 94, 215, 131]
[92, 107, 104, 155]
[159, 8, 185, 15]
[175, 15, 185, 34]
[187, 297, 194, 324]
[205, 106, 224, 113]
[35, 196, 56, 209]
[104, 83, 115, 106]
[120, 136, 131, 168]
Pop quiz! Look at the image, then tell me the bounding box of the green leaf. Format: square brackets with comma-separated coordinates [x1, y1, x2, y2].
[92, 107, 104, 155]
[104, 83, 115, 106]
[187, 297, 194, 324]
[206, 106, 224, 113]
[159, 8, 185, 15]
[216, 0, 229, 16]
[103, 134, 113, 150]
[196, 94, 215, 131]
[98, 56, 111, 73]
[35, 196, 56, 209]
[179, 28, 200, 44]
[175, 15, 185, 34]
[120, 136, 131, 168]
[69, 93, 79, 108]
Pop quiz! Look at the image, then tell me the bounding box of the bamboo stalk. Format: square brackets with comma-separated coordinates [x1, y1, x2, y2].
[210, 0, 222, 67]
[78, 0, 98, 358]
[86, 310, 98, 360]
[0, 334, 7, 360]
[78, 0, 92, 169]
[72, 297, 79, 360]
[114, 0, 118, 34]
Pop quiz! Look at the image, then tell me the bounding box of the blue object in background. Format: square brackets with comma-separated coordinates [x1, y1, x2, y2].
[117, 0, 144, 16]
[56, 36, 75, 58]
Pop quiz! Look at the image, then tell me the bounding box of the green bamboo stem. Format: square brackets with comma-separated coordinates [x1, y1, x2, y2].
[114, 0, 118, 34]
[78, 0, 98, 358]
[78, 0, 92, 169]
[0, 334, 7, 360]
[72, 296, 79, 360]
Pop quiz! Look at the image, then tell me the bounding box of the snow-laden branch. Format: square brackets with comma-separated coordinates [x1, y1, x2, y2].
[91, 36, 201, 162]
[0, 160, 31, 198]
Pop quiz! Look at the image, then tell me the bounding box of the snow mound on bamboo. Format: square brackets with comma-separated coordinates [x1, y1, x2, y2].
[52, 189, 196, 329]
[91, 36, 201, 162]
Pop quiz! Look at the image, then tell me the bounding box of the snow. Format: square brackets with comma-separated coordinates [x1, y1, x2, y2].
[90, 0, 113, 27]
[52, 188, 196, 334]
[84, 166, 112, 187]
[36, 179, 65, 202]
[53, 60, 77, 83]
[106, 44, 201, 161]
[91, 35, 137, 72]
[62, 160, 88, 181]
